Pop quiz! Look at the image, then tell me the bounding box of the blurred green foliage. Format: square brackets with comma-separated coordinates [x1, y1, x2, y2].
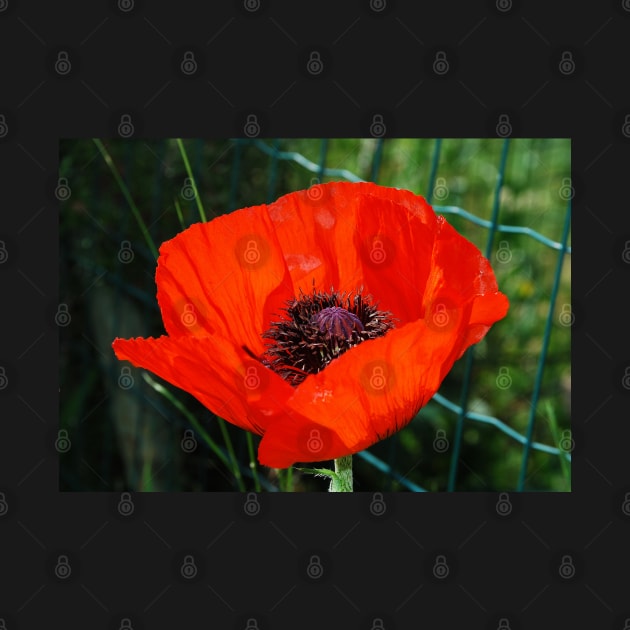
[59, 138, 570, 492]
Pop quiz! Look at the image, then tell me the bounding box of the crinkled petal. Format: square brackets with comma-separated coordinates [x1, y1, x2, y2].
[156, 212, 293, 355]
[256, 314, 465, 468]
[112, 334, 293, 436]
[268, 182, 438, 323]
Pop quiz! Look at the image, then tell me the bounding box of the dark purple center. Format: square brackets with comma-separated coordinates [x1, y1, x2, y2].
[261, 287, 396, 387]
[312, 306, 364, 340]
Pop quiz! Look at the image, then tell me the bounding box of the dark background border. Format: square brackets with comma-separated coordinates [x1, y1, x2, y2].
[0, 1, 626, 628]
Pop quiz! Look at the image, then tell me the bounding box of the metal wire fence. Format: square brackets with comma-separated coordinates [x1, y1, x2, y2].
[59, 137, 571, 492]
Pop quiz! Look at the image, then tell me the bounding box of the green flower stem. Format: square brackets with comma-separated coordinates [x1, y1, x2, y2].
[216, 416, 243, 489]
[173, 197, 187, 230]
[330, 455, 353, 492]
[296, 456, 353, 492]
[175, 138, 207, 223]
[92, 139, 159, 260]
[282, 466, 293, 493]
[246, 432, 262, 492]
[142, 372, 246, 491]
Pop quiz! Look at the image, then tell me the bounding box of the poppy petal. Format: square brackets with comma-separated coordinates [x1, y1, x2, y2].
[461, 291, 509, 352]
[268, 183, 438, 324]
[352, 185, 438, 324]
[112, 334, 293, 436]
[265, 184, 364, 295]
[257, 312, 471, 468]
[155, 212, 294, 355]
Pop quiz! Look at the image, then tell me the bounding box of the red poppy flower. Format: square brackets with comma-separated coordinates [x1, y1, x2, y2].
[113, 182, 508, 469]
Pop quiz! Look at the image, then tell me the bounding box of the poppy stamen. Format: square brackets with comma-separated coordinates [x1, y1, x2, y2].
[262, 286, 396, 386]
